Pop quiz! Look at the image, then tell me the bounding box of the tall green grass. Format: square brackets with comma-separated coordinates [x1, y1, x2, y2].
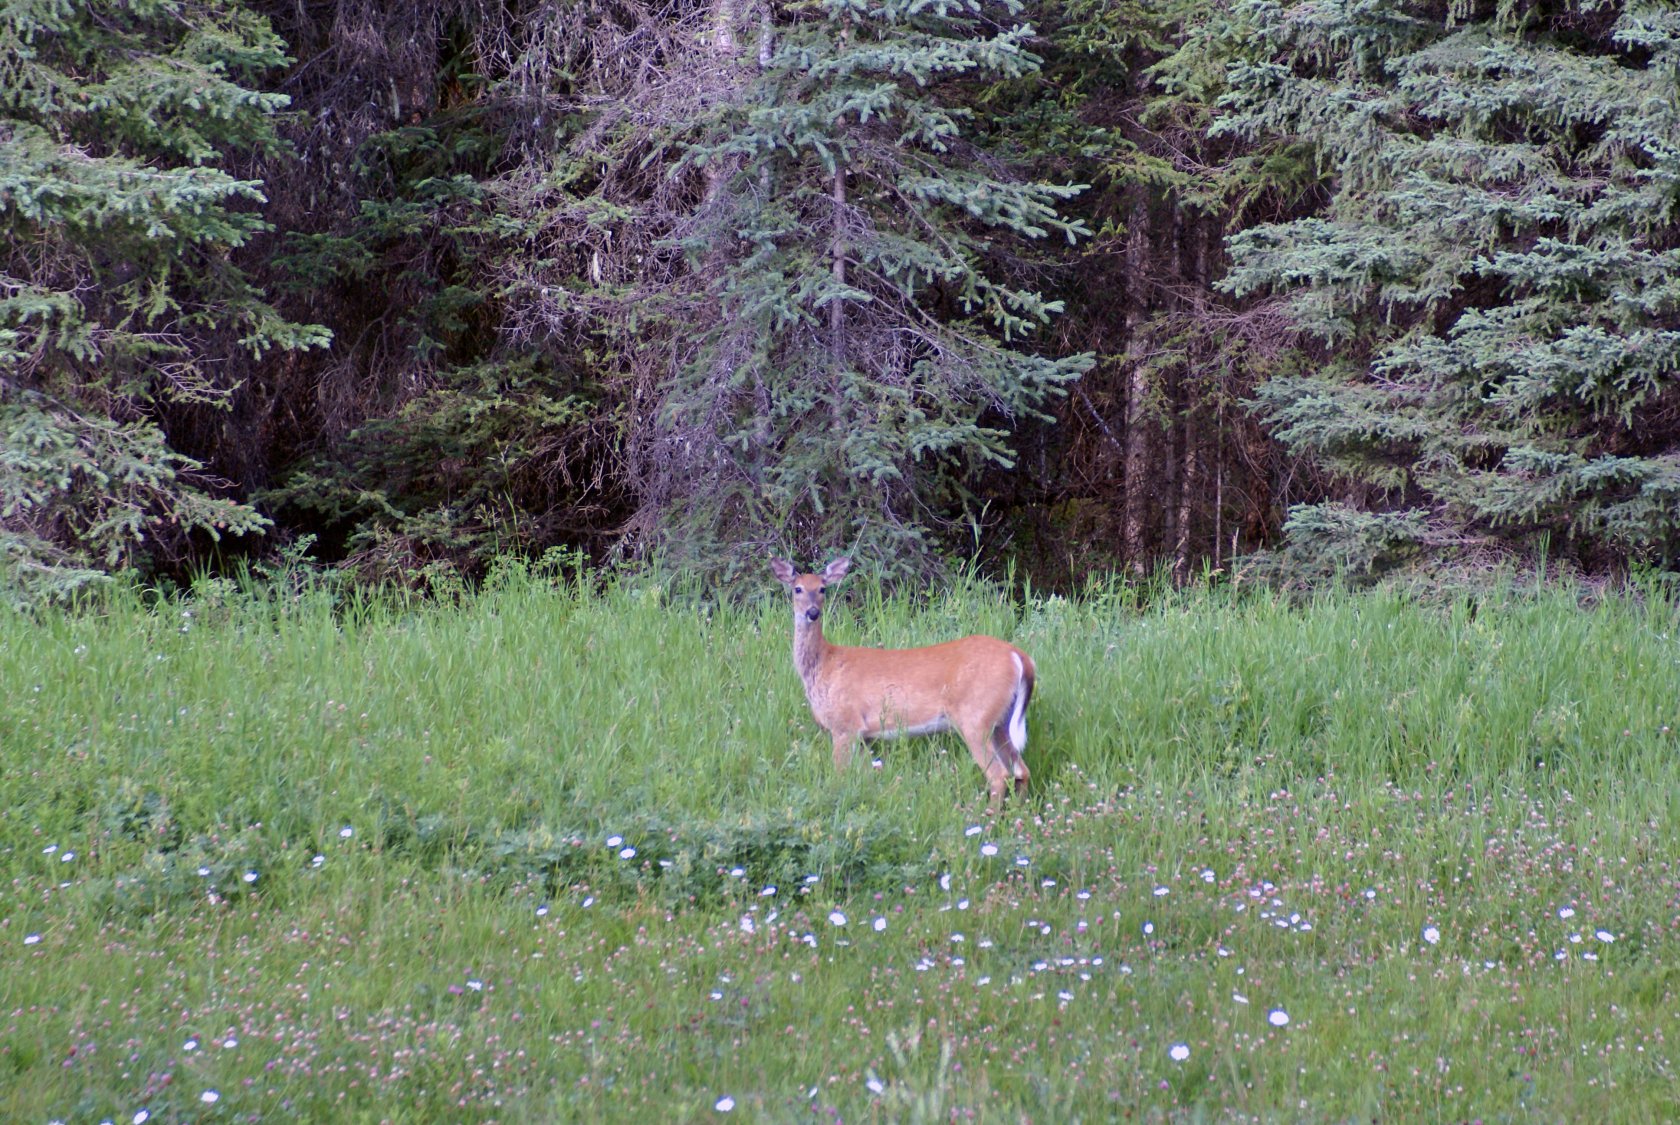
[4, 567, 1679, 1121]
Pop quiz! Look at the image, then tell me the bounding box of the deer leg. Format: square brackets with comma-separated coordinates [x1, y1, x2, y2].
[959, 721, 1011, 813]
[831, 731, 856, 770]
[991, 726, 1030, 796]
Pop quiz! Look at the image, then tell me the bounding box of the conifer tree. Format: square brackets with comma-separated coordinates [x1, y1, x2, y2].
[624, 0, 1093, 579]
[1206, 1, 1680, 576]
[0, 0, 327, 602]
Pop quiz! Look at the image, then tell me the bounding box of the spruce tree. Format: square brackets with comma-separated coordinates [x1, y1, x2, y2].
[0, 0, 327, 602]
[628, 0, 1093, 580]
[1204, 1, 1680, 576]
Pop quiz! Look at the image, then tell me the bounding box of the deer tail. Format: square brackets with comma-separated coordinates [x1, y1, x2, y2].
[1005, 650, 1034, 778]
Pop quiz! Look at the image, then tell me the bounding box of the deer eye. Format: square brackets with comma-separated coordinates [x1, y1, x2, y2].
[818, 585, 827, 594]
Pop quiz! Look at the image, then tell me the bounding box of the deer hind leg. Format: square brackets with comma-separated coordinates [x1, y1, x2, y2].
[958, 719, 1012, 813]
[990, 724, 1030, 796]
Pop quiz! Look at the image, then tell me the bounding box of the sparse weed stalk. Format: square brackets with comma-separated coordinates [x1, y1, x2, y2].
[2, 570, 1679, 1121]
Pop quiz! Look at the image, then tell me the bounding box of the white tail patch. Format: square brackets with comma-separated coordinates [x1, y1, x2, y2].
[1007, 651, 1029, 773]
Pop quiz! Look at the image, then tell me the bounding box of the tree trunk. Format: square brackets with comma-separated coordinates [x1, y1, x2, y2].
[1175, 406, 1197, 585]
[1121, 196, 1153, 574]
[703, 0, 739, 209]
[712, 0, 736, 54]
[831, 165, 846, 356]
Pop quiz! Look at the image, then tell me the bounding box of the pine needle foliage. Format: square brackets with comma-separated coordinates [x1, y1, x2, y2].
[630, 0, 1095, 583]
[0, 0, 328, 604]
[1208, 0, 1680, 576]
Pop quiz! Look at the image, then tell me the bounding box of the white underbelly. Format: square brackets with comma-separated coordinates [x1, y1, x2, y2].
[868, 715, 951, 740]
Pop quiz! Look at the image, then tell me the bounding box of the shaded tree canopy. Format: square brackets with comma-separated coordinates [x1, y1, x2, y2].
[4, 0, 1679, 600]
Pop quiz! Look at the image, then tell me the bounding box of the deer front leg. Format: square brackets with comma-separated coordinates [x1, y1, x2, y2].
[831, 731, 856, 770]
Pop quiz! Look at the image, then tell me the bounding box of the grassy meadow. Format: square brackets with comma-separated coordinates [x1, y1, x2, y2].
[4, 566, 1680, 1122]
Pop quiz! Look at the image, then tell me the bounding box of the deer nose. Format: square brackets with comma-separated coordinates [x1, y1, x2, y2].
[805, 606, 821, 622]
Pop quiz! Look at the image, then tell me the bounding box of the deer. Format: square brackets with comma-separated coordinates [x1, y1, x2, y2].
[769, 556, 1036, 811]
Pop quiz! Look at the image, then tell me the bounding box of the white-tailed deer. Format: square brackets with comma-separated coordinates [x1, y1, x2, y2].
[770, 556, 1036, 811]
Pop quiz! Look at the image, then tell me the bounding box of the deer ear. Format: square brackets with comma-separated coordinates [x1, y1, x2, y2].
[770, 557, 797, 587]
[822, 557, 852, 584]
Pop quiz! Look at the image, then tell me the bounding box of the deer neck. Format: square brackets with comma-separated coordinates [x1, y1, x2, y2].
[792, 614, 831, 688]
